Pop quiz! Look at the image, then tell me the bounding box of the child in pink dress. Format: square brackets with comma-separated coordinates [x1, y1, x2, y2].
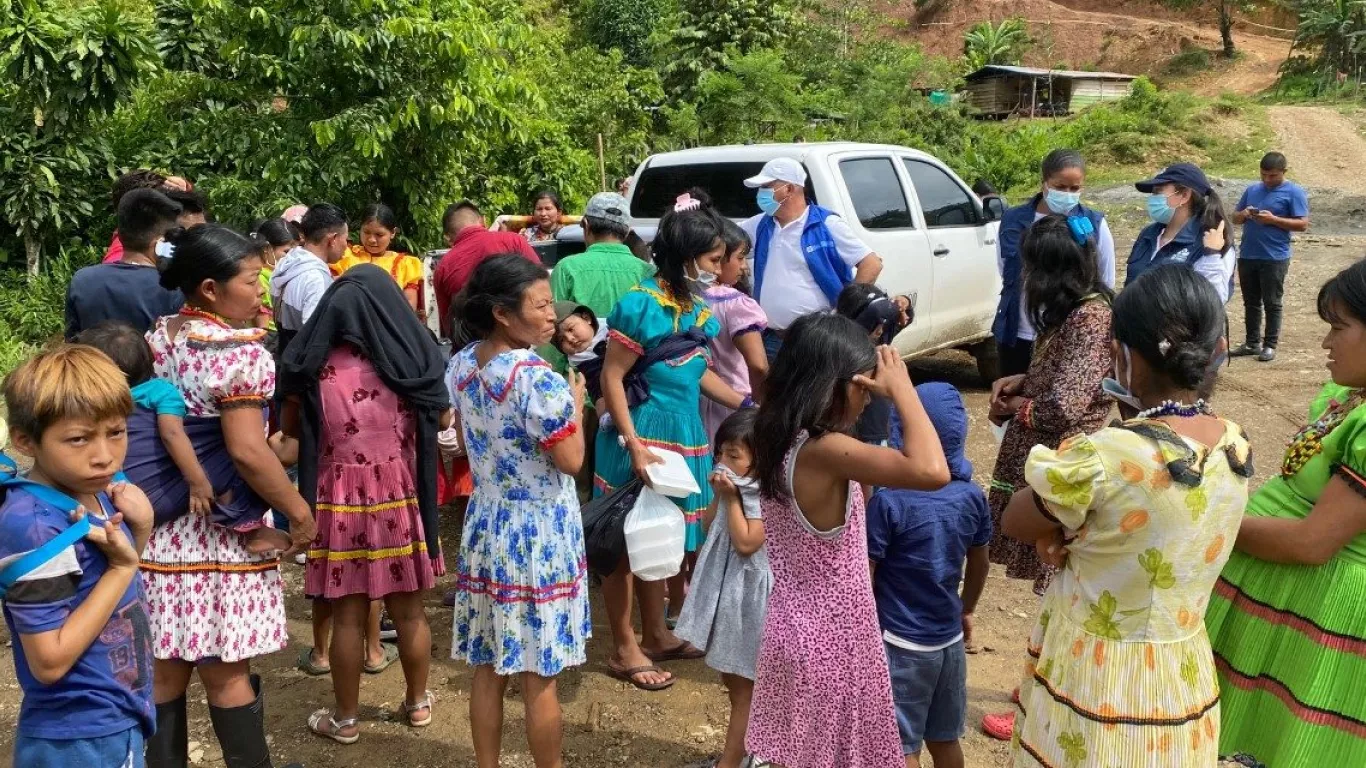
[747, 313, 950, 768]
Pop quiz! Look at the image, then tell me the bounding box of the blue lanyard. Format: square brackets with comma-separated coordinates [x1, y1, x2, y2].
[0, 471, 128, 598]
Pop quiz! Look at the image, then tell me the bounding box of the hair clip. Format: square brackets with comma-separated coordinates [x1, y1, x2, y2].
[155, 241, 176, 260]
[674, 193, 701, 213]
[1067, 215, 1095, 246]
[1158, 338, 1172, 355]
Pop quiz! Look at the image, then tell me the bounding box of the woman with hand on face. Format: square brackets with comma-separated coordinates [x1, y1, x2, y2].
[1206, 258, 1366, 767]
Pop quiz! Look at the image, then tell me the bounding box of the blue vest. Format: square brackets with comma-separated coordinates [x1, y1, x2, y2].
[1126, 218, 1232, 298]
[991, 196, 1105, 346]
[753, 205, 851, 306]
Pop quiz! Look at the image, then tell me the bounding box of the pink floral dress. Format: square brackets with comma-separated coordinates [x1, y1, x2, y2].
[746, 431, 903, 767]
[140, 310, 286, 662]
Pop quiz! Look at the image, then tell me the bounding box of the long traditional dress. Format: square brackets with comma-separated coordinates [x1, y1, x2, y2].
[141, 310, 286, 662]
[449, 345, 590, 676]
[1206, 383, 1366, 765]
[989, 298, 1113, 595]
[746, 432, 903, 767]
[1010, 420, 1252, 767]
[593, 278, 720, 551]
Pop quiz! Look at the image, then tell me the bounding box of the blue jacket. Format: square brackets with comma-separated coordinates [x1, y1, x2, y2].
[1126, 218, 1231, 297]
[753, 204, 850, 305]
[992, 196, 1105, 346]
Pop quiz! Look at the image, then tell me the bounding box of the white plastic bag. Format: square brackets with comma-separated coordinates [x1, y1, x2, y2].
[990, 418, 1012, 446]
[624, 486, 686, 581]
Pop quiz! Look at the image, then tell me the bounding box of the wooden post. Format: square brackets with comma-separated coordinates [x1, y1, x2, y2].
[597, 133, 607, 192]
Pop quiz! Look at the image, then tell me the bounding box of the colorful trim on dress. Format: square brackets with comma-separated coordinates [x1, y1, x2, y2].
[990, 478, 1016, 495]
[1017, 735, 1059, 768]
[1017, 399, 1036, 430]
[1122, 420, 1254, 486]
[309, 542, 428, 562]
[141, 560, 279, 574]
[1215, 655, 1366, 739]
[217, 394, 269, 410]
[608, 329, 644, 356]
[637, 435, 710, 458]
[541, 420, 578, 450]
[1213, 577, 1366, 658]
[316, 498, 419, 515]
[456, 561, 587, 605]
[455, 358, 551, 403]
[732, 323, 766, 338]
[635, 284, 713, 332]
[664, 348, 709, 368]
[1033, 666, 1219, 726]
[1334, 464, 1366, 498]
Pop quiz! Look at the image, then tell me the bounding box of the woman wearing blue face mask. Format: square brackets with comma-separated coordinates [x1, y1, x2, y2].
[992, 149, 1117, 378]
[1126, 163, 1236, 304]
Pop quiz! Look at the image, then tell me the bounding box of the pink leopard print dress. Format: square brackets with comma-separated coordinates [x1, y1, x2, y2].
[746, 431, 903, 767]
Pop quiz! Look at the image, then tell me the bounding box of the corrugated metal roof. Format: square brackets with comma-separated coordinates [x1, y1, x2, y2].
[964, 65, 1137, 83]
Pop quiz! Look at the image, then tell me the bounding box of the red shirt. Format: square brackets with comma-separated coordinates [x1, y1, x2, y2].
[434, 225, 541, 338]
[102, 232, 124, 264]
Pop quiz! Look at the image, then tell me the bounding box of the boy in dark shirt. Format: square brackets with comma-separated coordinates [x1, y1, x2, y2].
[867, 382, 991, 768]
[65, 189, 185, 340]
[0, 345, 156, 766]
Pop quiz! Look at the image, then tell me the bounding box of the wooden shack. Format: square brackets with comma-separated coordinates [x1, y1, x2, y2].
[963, 65, 1137, 118]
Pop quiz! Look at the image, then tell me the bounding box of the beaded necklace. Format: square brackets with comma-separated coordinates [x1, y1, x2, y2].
[1281, 389, 1366, 478]
[179, 306, 233, 329]
[1135, 400, 1214, 420]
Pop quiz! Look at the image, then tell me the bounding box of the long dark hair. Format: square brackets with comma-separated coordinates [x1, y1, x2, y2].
[1022, 215, 1112, 337]
[249, 217, 299, 248]
[1318, 258, 1366, 325]
[1178, 181, 1233, 255]
[452, 253, 551, 347]
[651, 206, 725, 305]
[159, 224, 256, 297]
[753, 313, 878, 497]
[1113, 264, 1223, 390]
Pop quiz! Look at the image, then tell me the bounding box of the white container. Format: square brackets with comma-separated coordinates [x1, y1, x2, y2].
[624, 486, 685, 581]
[643, 447, 701, 499]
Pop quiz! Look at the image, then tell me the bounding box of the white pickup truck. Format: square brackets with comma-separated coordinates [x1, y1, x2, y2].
[424, 142, 1004, 380]
[625, 142, 1004, 381]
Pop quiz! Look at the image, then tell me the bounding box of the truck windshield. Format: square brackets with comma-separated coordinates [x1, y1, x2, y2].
[632, 161, 817, 219]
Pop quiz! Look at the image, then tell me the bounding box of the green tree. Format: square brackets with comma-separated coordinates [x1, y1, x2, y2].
[963, 17, 1030, 71]
[1291, 0, 1366, 81]
[578, 0, 662, 66]
[0, 0, 157, 274]
[663, 0, 793, 91]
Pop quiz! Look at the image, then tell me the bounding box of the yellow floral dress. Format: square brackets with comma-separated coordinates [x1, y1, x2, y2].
[1010, 419, 1253, 768]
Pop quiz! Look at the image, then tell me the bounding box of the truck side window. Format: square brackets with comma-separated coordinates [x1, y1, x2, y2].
[903, 160, 978, 228]
[839, 158, 914, 230]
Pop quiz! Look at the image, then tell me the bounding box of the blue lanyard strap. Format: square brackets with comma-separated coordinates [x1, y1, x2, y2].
[0, 472, 128, 597]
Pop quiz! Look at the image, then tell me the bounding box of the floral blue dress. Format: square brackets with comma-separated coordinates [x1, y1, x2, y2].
[448, 344, 590, 677]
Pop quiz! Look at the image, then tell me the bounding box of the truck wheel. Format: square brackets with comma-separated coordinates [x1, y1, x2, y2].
[970, 339, 1000, 385]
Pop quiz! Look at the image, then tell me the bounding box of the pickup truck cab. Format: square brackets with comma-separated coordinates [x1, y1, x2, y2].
[625, 142, 1004, 380]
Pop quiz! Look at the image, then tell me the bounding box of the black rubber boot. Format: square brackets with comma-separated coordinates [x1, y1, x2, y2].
[146, 695, 188, 768]
[208, 674, 281, 768]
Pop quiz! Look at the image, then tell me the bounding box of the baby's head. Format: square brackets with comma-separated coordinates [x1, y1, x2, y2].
[553, 302, 598, 356]
[714, 408, 757, 478]
[75, 322, 154, 387]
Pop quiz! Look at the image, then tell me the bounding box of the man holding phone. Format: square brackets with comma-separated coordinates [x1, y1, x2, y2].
[1231, 151, 1310, 362]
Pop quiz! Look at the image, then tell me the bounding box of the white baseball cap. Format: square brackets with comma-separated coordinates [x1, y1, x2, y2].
[744, 157, 807, 188]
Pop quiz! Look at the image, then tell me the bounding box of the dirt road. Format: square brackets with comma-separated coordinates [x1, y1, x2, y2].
[1267, 106, 1366, 193]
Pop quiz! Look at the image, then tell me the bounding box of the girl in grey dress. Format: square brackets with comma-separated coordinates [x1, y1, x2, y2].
[676, 410, 771, 768]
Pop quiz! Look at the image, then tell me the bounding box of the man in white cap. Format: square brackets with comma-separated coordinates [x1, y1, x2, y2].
[741, 157, 882, 359]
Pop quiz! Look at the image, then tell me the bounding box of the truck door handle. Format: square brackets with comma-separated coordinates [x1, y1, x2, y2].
[933, 246, 950, 257]
[984, 238, 996, 245]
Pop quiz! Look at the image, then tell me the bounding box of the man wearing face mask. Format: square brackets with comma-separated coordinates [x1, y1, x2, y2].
[740, 158, 882, 361]
[992, 149, 1115, 377]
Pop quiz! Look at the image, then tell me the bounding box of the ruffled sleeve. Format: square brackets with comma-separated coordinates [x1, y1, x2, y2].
[1023, 433, 1108, 531]
[520, 361, 578, 450]
[725, 293, 768, 341]
[1332, 395, 1366, 496]
[394, 254, 425, 292]
[204, 335, 275, 410]
[606, 288, 655, 356]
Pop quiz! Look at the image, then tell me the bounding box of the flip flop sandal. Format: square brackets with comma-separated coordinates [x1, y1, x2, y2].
[296, 646, 330, 676]
[645, 641, 705, 663]
[363, 643, 400, 674]
[604, 662, 675, 691]
[308, 710, 359, 745]
[399, 690, 434, 728]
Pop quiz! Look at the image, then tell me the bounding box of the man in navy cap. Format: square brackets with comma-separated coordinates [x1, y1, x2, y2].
[1124, 162, 1236, 304]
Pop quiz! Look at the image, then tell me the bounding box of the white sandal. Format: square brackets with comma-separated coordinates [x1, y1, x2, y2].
[400, 690, 434, 728]
[308, 709, 360, 745]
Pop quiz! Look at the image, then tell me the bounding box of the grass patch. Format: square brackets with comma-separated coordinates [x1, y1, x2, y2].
[1165, 49, 1213, 77]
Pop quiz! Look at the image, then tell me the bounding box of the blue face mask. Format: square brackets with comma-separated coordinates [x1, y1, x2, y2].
[1045, 188, 1081, 214]
[1101, 345, 1144, 411]
[757, 188, 782, 216]
[1146, 193, 1176, 224]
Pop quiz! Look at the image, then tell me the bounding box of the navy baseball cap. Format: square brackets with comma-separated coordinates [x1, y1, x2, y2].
[1135, 163, 1211, 196]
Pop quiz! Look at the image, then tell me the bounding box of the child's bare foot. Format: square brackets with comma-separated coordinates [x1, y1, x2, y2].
[245, 527, 293, 554]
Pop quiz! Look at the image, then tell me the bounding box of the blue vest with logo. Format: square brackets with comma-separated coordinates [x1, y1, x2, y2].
[991, 196, 1105, 346]
[753, 204, 851, 305]
[1126, 218, 1232, 298]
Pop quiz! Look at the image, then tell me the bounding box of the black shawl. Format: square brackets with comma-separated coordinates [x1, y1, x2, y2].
[278, 264, 451, 560]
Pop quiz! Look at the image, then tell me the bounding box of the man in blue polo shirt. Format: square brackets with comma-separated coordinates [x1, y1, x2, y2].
[1231, 152, 1310, 363]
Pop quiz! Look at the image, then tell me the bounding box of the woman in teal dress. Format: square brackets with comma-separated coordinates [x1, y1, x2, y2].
[1205, 258, 1366, 766]
[595, 196, 747, 691]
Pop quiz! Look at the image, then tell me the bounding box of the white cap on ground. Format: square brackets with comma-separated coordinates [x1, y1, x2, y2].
[744, 157, 807, 188]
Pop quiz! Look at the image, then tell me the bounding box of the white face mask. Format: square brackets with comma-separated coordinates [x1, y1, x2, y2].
[688, 260, 718, 291]
[1101, 344, 1144, 411]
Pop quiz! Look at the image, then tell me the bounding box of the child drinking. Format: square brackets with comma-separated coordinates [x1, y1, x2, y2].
[700, 219, 768, 439]
[675, 409, 770, 768]
[747, 312, 950, 768]
[867, 383, 991, 768]
[77, 323, 291, 554]
[0, 345, 156, 767]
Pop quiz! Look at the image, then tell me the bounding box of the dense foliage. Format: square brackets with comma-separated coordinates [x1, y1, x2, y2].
[1282, 0, 1366, 91]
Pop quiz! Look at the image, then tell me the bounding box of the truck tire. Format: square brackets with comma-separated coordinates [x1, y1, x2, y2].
[970, 339, 1000, 385]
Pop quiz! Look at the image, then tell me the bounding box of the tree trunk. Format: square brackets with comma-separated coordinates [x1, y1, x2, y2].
[1218, 0, 1236, 58]
[24, 233, 39, 278]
